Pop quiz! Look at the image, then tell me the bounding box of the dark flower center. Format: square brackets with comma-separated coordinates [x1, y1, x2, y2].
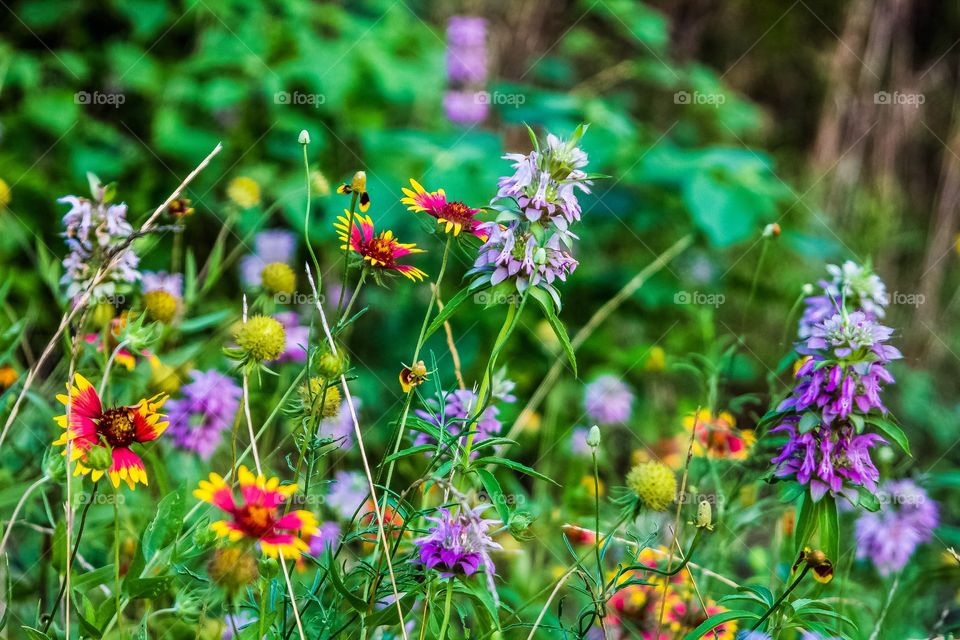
[236, 504, 275, 538]
[365, 237, 397, 267]
[439, 201, 476, 225]
[98, 407, 136, 447]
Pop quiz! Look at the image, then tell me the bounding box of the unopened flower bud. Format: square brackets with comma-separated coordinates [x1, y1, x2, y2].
[258, 555, 279, 579]
[85, 445, 114, 472]
[695, 500, 713, 530]
[298, 130, 311, 145]
[350, 171, 367, 193]
[763, 223, 781, 238]
[534, 247, 547, 265]
[586, 425, 601, 448]
[508, 511, 535, 541]
[317, 349, 347, 378]
[801, 283, 815, 296]
[193, 524, 218, 551]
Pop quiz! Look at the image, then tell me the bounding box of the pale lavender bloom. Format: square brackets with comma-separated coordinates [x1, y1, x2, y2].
[308, 521, 342, 556]
[584, 375, 634, 425]
[166, 370, 242, 460]
[59, 192, 140, 300]
[414, 505, 501, 578]
[326, 471, 367, 520]
[446, 16, 487, 84]
[240, 230, 296, 286]
[855, 479, 939, 575]
[469, 221, 578, 309]
[141, 271, 183, 298]
[799, 261, 889, 338]
[737, 633, 772, 640]
[443, 90, 489, 125]
[799, 633, 840, 640]
[494, 133, 592, 232]
[275, 311, 309, 363]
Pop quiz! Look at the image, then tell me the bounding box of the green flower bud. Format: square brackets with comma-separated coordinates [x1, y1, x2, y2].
[586, 425, 601, 448]
[317, 348, 347, 379]
[85, 445, 114, 472]
[258, 555, 279, 579]
[508, 511, 535, 541]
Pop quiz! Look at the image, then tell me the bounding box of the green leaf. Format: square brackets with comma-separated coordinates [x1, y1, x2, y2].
[857, 489, 881, 512]
[327, 552, 368, 612]
[818, 496, 839, 563]
[179, 310, 232, 333]
[20, 626, 52, 640]
[474, 457, 557, 485]
[143, 489, 185, 561]
[683, 610, 758, 639]
[528, 286, 577, 377]
[474, 468, 510, 524]
[382, 444, 436, 464]
[124, 576, 173, 599]
[794, 488, 818, 555]
[798, 412, 820, 434]
[865, 415, 911, 456]
[424, 285, 476, 340]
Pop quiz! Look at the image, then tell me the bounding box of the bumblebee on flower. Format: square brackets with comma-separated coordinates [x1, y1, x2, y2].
[193, 465, 318, 559]
[333, 212, 427, 283]
[400, 178, 487, 240]
[53, 373, 168, 489]
[336, 170, 370, 212]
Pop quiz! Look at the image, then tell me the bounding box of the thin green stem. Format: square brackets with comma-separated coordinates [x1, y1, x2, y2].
[340, 270, 367, 322]
[42, 481, 100, 633]
[438, 578, 455, 640]
[302, 142, 322, 281]
[462, 302, 518, 463]
[114, 489, 123, 639]
[743, 236, 771, 325]
[591, 451, 603, 585]
[382, 236, 453, 493]
[750, 565, 809, 631]
[336, 192, 360, 320]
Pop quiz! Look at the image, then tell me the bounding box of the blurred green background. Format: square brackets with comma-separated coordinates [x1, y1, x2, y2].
[1, 0, 959, 633]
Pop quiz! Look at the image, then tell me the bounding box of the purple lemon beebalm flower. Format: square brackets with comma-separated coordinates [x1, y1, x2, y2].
[469, 221, 578, 309]
[446, 16, 487, 85]
[584, 375, 634, 425]
[855, 479, 939, 576]
[493, 131, 592, 233]
[166, 369, 242, 460]
[141, 271, 183, 297]
[779, 311, 901, 426]
[770, 418, 885, 501]
[799, 261, 889, 338]
[413, 387, 510, 457]
[415, 505, 502, 579]
[240, 230, 296, 287]
[326, 470, 367, 520]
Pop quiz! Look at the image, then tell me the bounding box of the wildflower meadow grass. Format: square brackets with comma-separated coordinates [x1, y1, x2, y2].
[1, 3, 959, 640]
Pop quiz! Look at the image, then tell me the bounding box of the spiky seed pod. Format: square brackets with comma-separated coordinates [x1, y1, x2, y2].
[144, 290, 179, 324]
[299, 377, 342, 419]
[234, 315, 285, 362]
[626, 461, 677, 512]
[261, 262, 296, 296]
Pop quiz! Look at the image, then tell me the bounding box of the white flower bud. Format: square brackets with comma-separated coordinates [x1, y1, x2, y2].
[586, 425, 601, 448]
[298, 130, 311, 145]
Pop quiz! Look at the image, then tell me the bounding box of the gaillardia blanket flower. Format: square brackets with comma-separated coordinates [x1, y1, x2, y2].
[334, 212, 427, 282]
[54, 373, 168, 489]
[193, 465, 318, 559]
[400, 178, 487, 239]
